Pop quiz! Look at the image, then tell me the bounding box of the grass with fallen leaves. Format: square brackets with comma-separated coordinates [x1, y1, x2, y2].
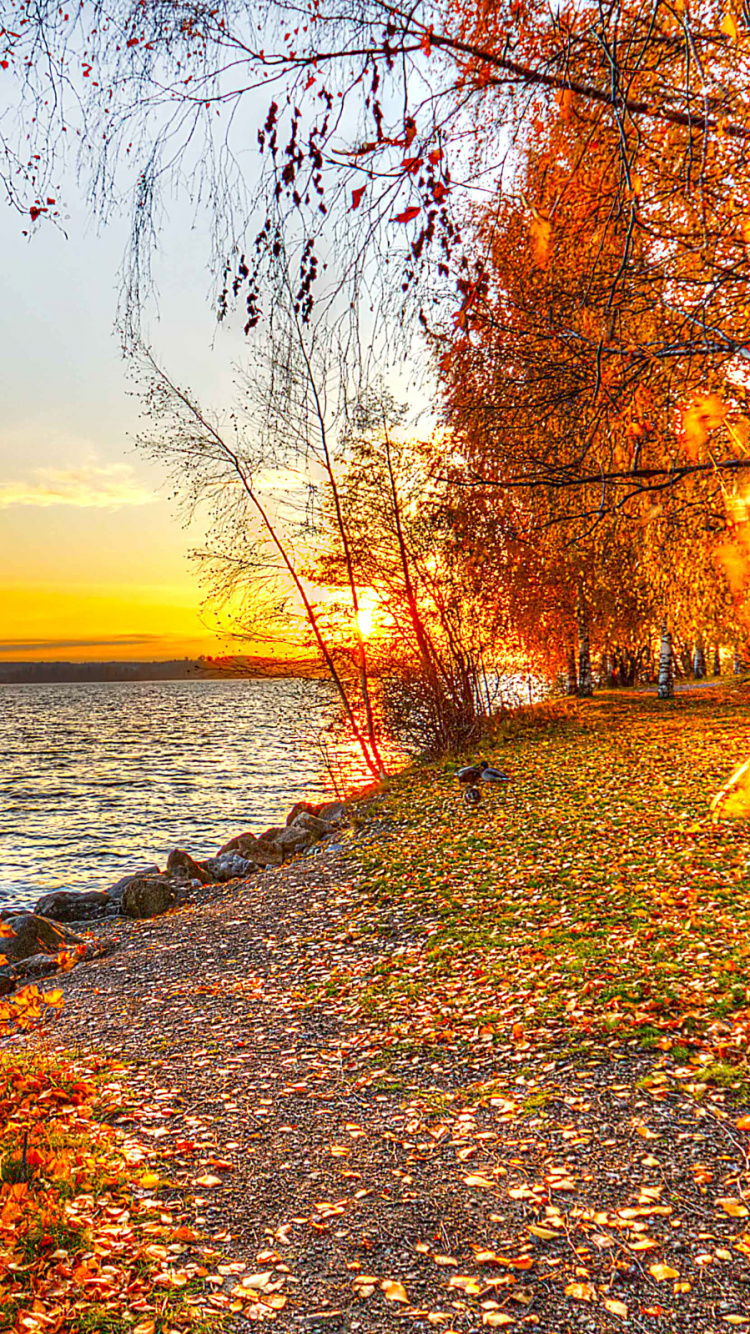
[337, 687, 750, 1071]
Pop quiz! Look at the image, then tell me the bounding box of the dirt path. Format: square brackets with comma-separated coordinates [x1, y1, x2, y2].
[48, 826, 750, 1334]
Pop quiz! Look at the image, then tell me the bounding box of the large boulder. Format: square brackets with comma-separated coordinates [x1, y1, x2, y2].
[274, 823, 318, 859]
[120, 877, 177, 920]
[286, 800, 320, 827]
[166, 849, 212, 884]
[217, 832, 283, 868]
[202, 853, 256, 883]
[257, 826, 285, 845]
[107, 866, 161, 903]
[0, 914, 85, 963]
[317, 800, 347, 825]
[34, 890, 113, 922]
[291, 812, 335, 839]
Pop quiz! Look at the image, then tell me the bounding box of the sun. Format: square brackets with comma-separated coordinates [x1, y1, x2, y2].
[356, 604, 375, 638]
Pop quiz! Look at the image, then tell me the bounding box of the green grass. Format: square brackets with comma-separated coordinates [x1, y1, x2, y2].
[338, 687, 750, 1070]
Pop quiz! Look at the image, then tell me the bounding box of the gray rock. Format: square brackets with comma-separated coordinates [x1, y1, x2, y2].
[275, 824, 317, 858]
[0, 913, 85, 963]
[120, 877, 177, 920]
[286, 800, 320, 827]
[166, 848, 212, 884]
[203, 853, 255, 883]
[317, 800, 347, 825]
[107, 866, 161, 902]
[217, 832, 283, 868]
[33, 890, 112, 922]
[257, 826, 285, 845]
[291, 812, 335, 839]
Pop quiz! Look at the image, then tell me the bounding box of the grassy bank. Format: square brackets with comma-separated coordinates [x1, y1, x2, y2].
[335, 686, 750, 1076]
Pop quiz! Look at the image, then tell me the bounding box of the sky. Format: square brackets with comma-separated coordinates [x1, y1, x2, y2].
[0, 183, 256, 661]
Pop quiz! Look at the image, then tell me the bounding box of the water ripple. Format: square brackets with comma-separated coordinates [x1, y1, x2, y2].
[0, 678, 387, 908]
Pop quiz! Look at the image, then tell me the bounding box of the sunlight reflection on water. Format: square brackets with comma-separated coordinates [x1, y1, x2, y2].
[0, 678, 402, 907]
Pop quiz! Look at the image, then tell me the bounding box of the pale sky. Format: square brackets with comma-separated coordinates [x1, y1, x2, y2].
[0, 183, 252, 660]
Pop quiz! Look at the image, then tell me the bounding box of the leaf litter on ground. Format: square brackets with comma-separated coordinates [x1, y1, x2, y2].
[19, 685, 750, 1331]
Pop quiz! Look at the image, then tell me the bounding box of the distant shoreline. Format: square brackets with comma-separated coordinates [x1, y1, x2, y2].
[0, 656, 326, 684]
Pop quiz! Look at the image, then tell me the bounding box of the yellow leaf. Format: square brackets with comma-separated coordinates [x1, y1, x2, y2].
[464, 1174, 495, 1188]
[139, 1172, 160, 1189]
[529, 215, 551, 268]
[717, 1198, 749, 1218]
[604, 1299, 628, 1318]
[721, 10, 739, 38]
[528, 1225, 557, 1240]
[133, 1323, 156, 1334]
[382, 1279, 409, 1303]
[649, 1263, 679, 1281]
[682, 393, 725, 459]
[449, 1275, 482, 1295]
[724, 1319, 750, 1327]
[736, 1117, 750, 1131]
[565, 1282, 595, 1301]
[194, 1174, 223, 1188]
[483, 1316, 514, 1328]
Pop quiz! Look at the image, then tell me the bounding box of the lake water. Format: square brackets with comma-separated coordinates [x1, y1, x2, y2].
[0, 678, 394, 909]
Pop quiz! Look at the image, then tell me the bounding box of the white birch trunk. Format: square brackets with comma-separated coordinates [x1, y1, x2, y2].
[693, 638, 706, 679]
[566, 646, 578, 696]
[657, 621, 674, 699]
[577, 606, 593, 698]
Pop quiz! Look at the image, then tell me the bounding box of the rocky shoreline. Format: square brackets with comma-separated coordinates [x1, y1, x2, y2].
[0, 794, 351, 997]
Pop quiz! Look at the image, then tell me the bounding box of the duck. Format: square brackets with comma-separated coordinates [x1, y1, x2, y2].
[463, 784, 481, 808]
[456, 760, 509, 784]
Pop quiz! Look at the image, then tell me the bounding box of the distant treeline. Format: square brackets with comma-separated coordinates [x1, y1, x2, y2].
[0, 656, 324, 684]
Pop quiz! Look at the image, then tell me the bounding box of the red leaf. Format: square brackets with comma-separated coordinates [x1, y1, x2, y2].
[351, 185, 366, 210]
[394, 206, 420, 224]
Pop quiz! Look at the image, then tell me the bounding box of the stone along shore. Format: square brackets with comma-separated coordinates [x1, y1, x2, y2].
[0, 795, 349, 995]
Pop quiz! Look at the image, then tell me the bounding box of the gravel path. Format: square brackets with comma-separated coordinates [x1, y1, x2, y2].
[46, 828, 750, 1333]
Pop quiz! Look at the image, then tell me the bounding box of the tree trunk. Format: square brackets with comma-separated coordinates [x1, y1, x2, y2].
[693, 637, 706, 679]
[657, 621, 674, 699]
[712, 644, 721, 676]
[734, 646, 745, 675]
[577, 605, 593, 698]
[566, 645, 578, 696]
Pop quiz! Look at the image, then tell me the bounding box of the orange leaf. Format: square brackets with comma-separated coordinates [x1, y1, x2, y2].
[649, 1263, 679, 1281]
[565, 1282, 595, 1301]
[382, 1279, 409, 1302]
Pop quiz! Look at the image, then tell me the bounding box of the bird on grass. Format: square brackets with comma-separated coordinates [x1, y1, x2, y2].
[463, 785, 481, 808]
[456, 760, 510, 785]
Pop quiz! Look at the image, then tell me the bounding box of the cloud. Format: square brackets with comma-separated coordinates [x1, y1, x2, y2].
[0, 464, 156, 510]
[0, 635, 165, 655]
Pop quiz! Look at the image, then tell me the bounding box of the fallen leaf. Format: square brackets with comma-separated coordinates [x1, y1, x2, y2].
[483, 1315, 514, 1328]
[138, 1172, 160, 1189]
[604, 1298, 628, 1318]
[718, 1198, 749, 1217]
[649, 1263, 679, 1281]
[565, 1282, 595, 1301]
[382, 1279, 409, 1303]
